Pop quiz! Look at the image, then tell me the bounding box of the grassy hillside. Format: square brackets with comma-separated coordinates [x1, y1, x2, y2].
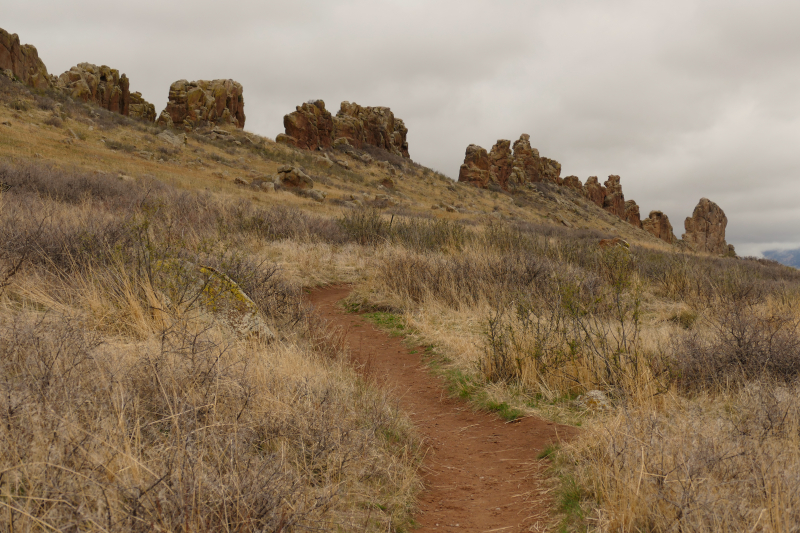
[3, 73, 800, 531]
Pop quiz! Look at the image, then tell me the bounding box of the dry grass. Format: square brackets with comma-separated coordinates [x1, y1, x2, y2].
[4, 73, 800, 531]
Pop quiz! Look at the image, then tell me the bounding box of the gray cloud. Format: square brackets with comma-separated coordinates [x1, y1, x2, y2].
[4, 0, 799, 256]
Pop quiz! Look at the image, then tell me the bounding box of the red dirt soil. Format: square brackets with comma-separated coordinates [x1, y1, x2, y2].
[308, 286, 578, 532]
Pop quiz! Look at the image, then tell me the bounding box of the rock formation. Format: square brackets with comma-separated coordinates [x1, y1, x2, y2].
[57, 63, 130, 114]
[642, 211, 676, 244]
[457, 144, 491, 188]
[583, 177, 606, 207]
[682, 198, 732, 255]
[280, 100, 334, 150]
[0, 27, 51, 89]
[624, 200, 642, 228]
[277, 100, 409, 158]
[55, 63, 156, 122]
[602, 175, 626, 219]
[130, 92, 156, 122]
[458, 134, 561, 191]
[158, 79, 245, 130]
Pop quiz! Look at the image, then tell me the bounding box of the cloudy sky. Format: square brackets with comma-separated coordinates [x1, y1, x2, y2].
[4, 1, 799, 255]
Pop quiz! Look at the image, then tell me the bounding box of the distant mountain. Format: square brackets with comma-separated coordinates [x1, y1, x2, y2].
[763, 249, 800, 268]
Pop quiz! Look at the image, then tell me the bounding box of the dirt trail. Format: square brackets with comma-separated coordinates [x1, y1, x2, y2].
[308, 286, 577, 532]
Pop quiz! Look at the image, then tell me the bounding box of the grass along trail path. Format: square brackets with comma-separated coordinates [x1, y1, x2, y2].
[308, 285, 577, 532]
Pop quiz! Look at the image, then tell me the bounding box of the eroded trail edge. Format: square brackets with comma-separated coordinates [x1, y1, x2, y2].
[308, 285, 577, 532]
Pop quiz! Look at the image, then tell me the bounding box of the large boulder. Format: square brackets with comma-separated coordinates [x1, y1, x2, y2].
[642, 211, 676, 244]
[682, 198, 731, 255]
[512, 134, 561, 185]
[279, 100, 410, 158]
[562, 175, 584, 194]
[158, 79, 245, 130]
[277, 165, 314, 189]
[57, 63, 130, 115]
[488, 139, 514, 189]
[0, 27, 51, 89]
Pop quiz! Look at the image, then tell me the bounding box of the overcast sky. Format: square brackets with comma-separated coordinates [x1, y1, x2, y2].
[4, 0, 799, 256]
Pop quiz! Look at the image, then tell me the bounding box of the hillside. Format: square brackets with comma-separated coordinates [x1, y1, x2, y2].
[4, 27, 800, 532]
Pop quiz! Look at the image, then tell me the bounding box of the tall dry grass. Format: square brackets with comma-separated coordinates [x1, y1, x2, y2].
[0, 162, 422, 531]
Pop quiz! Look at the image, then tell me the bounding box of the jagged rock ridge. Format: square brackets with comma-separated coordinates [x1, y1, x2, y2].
[0, 28, 51, 89]
[459, 135, 560, 190]
[277, 100, 410, 158]
[158, 79, 245, 130]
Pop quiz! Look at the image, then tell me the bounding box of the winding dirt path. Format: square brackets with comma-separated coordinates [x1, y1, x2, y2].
[308, 286, 577, 532]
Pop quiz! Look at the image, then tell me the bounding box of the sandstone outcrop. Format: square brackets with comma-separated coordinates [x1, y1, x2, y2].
[56, 63, 157, 122]
[130, 92, 156, 122]
[642, 211, 676, 244]
[624, 200, 642, 228]
[278, 100, 409, 158]
[158, 79, 245, 130]
[57, 63, 130, 114]
[0, 28, 51, 89]
[458, 134, 561, 191]
[583, 177, 606, 207]
[602, 175, 625, 219]
[682, 198, 732, 255]
[458, 144, 491, 187]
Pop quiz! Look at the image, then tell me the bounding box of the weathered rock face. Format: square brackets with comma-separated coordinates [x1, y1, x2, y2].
[458, 144, 491, 187]
[279, 100, 334, 150]
[57, 63, 130, 114]
[458, 134, 561, 191]
[642, 211, 676, 244]
[277, 165, 314, 189]
[489, 139, 514, 189]
[279, 100, 410, 158]
[562, 175, 584, 194]
[130, 91, 156, 122]
[0, 28, 51, 89]
[336, 101, 409, 158]
[158, 79, 245, 129]
[603, 175, 626, 218]
[624, 200, 642, 228]
[584, 176, 606, 208]
[55, 63, 156, 122]
[682, 198, 731, 254]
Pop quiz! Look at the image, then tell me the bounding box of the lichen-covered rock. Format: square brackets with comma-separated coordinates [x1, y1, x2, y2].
[335, 101, 409, 158]
[159, 79, 245, 130]
[57, 63, 130, 114]
[129, 91, 156, 122]
[643, 211, 676, 244]
[280, 100, 409, 158]
[682, 198, 731, 255]
[0, 27, 51, 89]
[624, 200, 642, 228]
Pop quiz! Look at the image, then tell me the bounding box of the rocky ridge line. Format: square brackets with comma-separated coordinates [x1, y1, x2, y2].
[277, 100, 409, 158]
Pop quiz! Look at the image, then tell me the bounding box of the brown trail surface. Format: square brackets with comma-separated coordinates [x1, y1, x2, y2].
[308, 285, 578, 532]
